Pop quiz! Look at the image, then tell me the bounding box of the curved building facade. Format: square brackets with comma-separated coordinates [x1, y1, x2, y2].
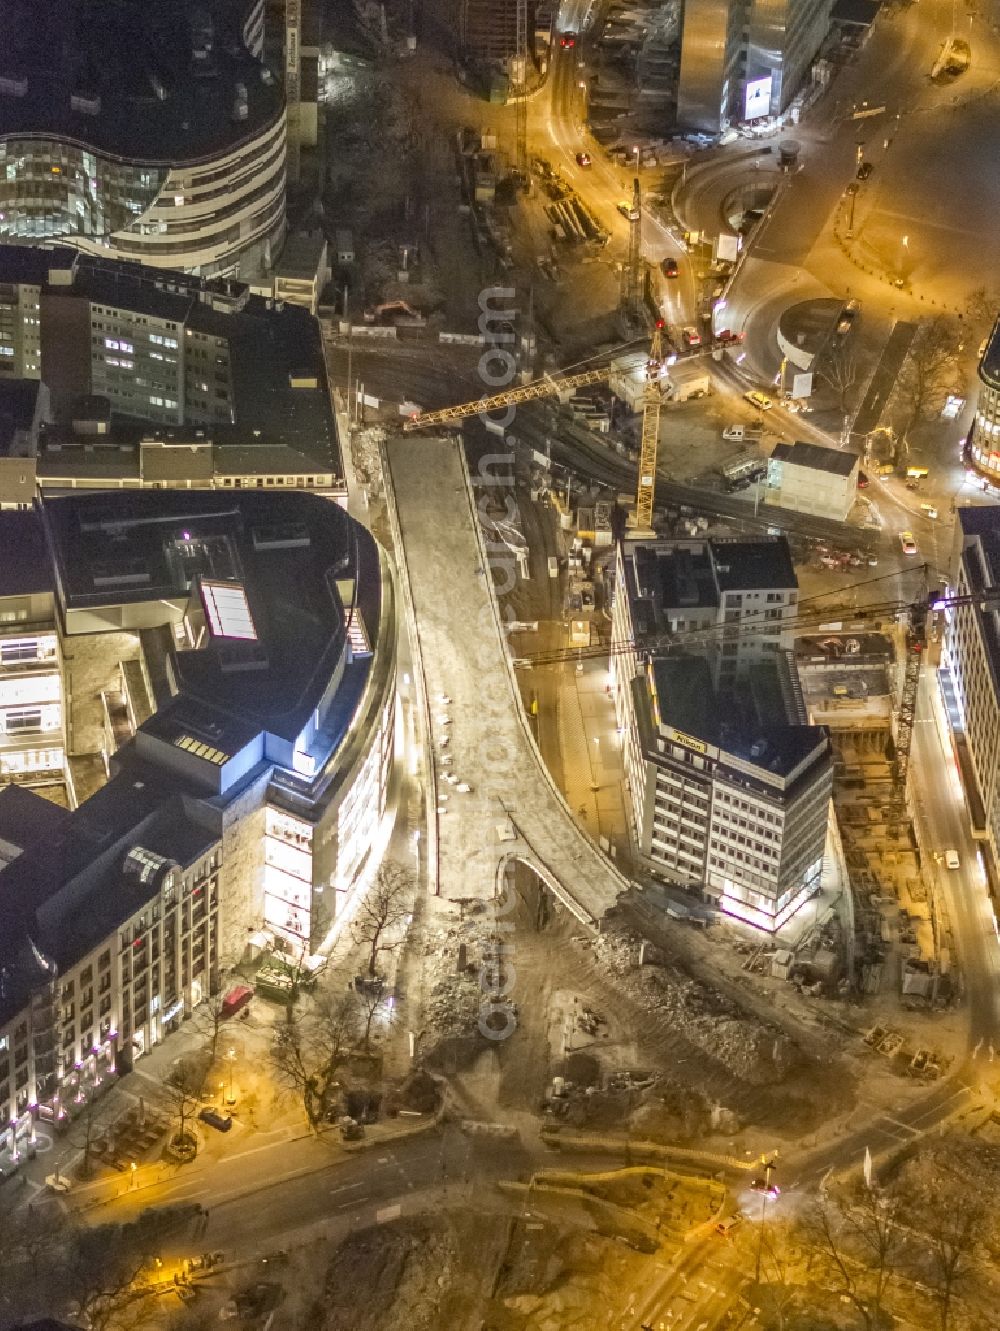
[0, 490, 397, 1150]
[0, 0, 286, 276]
[967, 315, 1000, 488]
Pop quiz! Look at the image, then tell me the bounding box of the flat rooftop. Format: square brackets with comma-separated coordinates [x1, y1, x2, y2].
[0, 244, 342, 482]
[0, 0, 283, 164]
[651, 653, 827, 780]
[771, 441, 859, 478]
[624, 536, 797, 636]
[37, 489, 378, 743]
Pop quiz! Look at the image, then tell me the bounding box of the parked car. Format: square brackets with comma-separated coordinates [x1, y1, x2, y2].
[198, 1108, 233, 1133]
[682, 326, 701, 348]
[899, 530, 918, 555]
[744, 390, 773, 411]
[616, 199, 636, 220]
[857, 161, 873, 181]
[575, 151, 592, 168]
[560, 30, 576, 47]
[858, 470, 869, 488]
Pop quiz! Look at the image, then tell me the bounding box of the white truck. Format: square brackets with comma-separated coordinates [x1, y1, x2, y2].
[722, 423, 764, 443]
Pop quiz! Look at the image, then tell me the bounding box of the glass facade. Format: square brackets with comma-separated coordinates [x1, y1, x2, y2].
[0, 139, 165, 240]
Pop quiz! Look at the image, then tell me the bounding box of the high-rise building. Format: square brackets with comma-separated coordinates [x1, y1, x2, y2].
[612, 537, 832, 930]
[965, 315, 1000, 490]
[943, 506, 1000, 881]
[0, 1, 286, 277]
[677, 0, 832, 130]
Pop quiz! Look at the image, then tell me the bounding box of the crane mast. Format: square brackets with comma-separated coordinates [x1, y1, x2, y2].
[631, 321, 665, 533]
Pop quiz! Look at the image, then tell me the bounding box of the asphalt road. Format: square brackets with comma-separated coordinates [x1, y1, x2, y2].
[911, 670, 1000, 1044]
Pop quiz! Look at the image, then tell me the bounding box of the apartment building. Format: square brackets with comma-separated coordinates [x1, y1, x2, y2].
[0, 244, 344, 503]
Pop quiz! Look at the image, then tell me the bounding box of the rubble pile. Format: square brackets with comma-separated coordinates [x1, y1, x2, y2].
[594, 928, 801, 1087]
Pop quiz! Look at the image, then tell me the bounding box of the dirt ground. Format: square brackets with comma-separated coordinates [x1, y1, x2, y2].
[315, 1207, 668, 1331]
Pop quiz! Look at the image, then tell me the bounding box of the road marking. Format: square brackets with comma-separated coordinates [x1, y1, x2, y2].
[228, 1135, 292, 1162]
[337, 1197, 368, 1211]
[377, 1156, 390, 1164]
[329, 1182, 364, 1196]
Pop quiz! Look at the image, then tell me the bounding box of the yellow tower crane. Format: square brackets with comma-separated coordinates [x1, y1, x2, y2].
[401, 327, 667, 529]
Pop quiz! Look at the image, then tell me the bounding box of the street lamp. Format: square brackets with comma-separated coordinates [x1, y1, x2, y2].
[226, 1048, 236, 1105]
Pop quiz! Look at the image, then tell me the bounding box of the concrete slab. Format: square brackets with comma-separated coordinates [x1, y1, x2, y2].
[384, 434, 626, 926]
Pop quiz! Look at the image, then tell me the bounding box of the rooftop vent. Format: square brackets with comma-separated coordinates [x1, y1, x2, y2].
[70, 92, 101, 116]
[0, 76, 28, 99]
[749, 740, 767, 759]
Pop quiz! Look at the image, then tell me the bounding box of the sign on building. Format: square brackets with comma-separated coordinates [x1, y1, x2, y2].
[744, 75, 773, 121]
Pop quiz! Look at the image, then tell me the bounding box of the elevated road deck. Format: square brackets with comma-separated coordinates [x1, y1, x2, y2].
[384, 433, 625, 927]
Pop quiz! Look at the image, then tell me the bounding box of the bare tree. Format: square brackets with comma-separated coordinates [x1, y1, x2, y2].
[804, 1182, 902, 1331]
[359, 983, 389, 1053]
[819, 343, 859, 413]
[900, 1167, 987, 1331]
[68, 1095, 117, 1180]
[164, 1053, 209, 1156]
[191, 986, 231, 1060]
[892, 316, 960, 442]
[963, 286, 998, 340]
[270, 989, 359, 1131]
[352, 862, 413, 979]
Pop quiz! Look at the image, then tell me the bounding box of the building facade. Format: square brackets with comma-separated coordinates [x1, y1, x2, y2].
[768, 441, 859, 522]
[0, 244, 343, 503]
[677, 0, 832, 130]
[965, 315, 1000, 489]
[611, 537, 831, 930]
[943, 506, 1000, 879]
[0, 489, 396, 1155]
[0, 0, 286, 278]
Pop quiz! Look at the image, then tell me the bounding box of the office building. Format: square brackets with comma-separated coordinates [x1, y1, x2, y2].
[0, 1, 286, 277]
[612, 537, 832, 930]
[0, 488, 396, 1155]
[0, 245, 343, 503]
[943, 506, 1000, 882]
[966, 315, 1000, 489]
[677, 0, 832, 130]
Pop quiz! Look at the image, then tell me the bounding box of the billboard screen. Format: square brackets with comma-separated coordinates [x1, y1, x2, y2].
[744, 75, 772, 121]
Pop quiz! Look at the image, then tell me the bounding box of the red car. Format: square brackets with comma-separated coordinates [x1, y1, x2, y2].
[560, 30, 576, 47]
[576, 151, 592, 168]
[661, 257, 678, 278]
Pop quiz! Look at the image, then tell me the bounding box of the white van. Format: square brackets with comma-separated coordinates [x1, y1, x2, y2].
[945, 849, 960, 870]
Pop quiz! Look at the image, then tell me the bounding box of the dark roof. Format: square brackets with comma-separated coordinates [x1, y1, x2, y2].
[957, 504, 1000, 690]
[711, 539, 797, 591]
[0, 777, 219, 1025]
[979, 315, 1000, 392]
[625, 536, 797, 634]
[0, 245, 342, 480]
[0, 378, 43, 448]
[0, 0, 283, 165]
[648, 653, 827, 780]
[831, 0, 880, 24]
[0, 786, 70, 854]
[770, 441, 859, 477]
[0, 507, 54, 596]
[39, 489, 369, 743]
